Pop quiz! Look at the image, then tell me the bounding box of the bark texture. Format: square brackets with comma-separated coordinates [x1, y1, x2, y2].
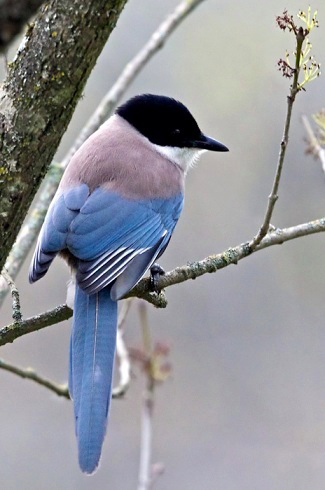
[0, 0, 127, 270]
[0, 0, 44, 51]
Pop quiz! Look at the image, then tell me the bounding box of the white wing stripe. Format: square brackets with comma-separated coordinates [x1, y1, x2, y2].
[85, 248, 147, 289]
[88, 246, 127, 270]
[80, 247, 134, 282]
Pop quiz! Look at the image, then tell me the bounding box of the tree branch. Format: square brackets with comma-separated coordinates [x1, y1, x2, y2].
[0, 358, 70, 398]
[0, 298, 133, 399]
[137, 301, 155, 490]
[130, 217, 325, 297]
[1, 217, 324, 346]
[1, 269, 22, 323]
[0, 0, 128, 272]
[249, 27, 306, 250]
[112, 299, 132, 398]
[0, 0, 206, 306]
[136, 301, 168, 489]
[0, 304, 72, 347]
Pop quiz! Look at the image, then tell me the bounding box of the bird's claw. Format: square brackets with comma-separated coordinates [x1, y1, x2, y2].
[150, 263, 165, 293]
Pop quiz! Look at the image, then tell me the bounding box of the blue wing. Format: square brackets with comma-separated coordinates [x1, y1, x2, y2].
[30, 185, 183, 298]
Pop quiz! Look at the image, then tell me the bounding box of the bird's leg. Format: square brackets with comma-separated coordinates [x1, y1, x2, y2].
[150, 263, 165, 293]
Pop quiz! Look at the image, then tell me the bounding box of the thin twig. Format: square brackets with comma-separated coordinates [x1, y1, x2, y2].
[1, 269, 22, 323]
[112, 299, 132, 398]
[249, 28, 306, 250]
[1, 216, 325, 347]
[302, 115, 325, 173]
[138, 301, 154, 490]
[0, 0, 206, 307]
[138, 388, 154, 490]
[0, 299, 132, 400]
[0, 358, 70, 398]
[136, 301, 169, 489]
[0, 304, 72, 347]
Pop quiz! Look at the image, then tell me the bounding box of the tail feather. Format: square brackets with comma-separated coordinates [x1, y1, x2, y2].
[70, 285, 117, 474]
[69, 286, 88, 420]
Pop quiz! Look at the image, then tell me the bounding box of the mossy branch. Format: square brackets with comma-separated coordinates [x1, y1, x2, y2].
[1, 216, 324, 346]
[0, 300, 132, 399]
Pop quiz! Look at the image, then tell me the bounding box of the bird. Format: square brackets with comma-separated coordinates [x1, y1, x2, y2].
[29, 94, 229, 474]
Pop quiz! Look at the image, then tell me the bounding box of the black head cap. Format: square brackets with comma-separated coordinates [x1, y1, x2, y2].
[116, 94, 229, 152]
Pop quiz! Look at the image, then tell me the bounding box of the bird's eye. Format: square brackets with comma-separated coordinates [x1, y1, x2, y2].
[173, 128, 181, 135]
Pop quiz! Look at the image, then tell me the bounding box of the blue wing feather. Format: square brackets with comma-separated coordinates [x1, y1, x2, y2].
[30, 185, 183, 292]
[72, 192, 182, 294]
[63, 183, 89, 210]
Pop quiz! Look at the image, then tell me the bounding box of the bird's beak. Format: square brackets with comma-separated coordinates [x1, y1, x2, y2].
[191, 133, 229, 152]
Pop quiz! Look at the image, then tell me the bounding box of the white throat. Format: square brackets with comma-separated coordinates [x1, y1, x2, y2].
[152, 144, 206, 173]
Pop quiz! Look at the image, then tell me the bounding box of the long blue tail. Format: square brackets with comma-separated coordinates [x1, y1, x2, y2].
[69, 285, 117, 474]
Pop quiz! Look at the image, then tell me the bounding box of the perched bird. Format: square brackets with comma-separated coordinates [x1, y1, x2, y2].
[29, 94, 228, 474]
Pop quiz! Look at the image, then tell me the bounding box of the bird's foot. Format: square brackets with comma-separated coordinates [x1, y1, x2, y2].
[150, 263, 165, 293]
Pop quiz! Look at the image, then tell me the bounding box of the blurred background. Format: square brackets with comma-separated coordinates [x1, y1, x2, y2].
[1, 1, 325, 488]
